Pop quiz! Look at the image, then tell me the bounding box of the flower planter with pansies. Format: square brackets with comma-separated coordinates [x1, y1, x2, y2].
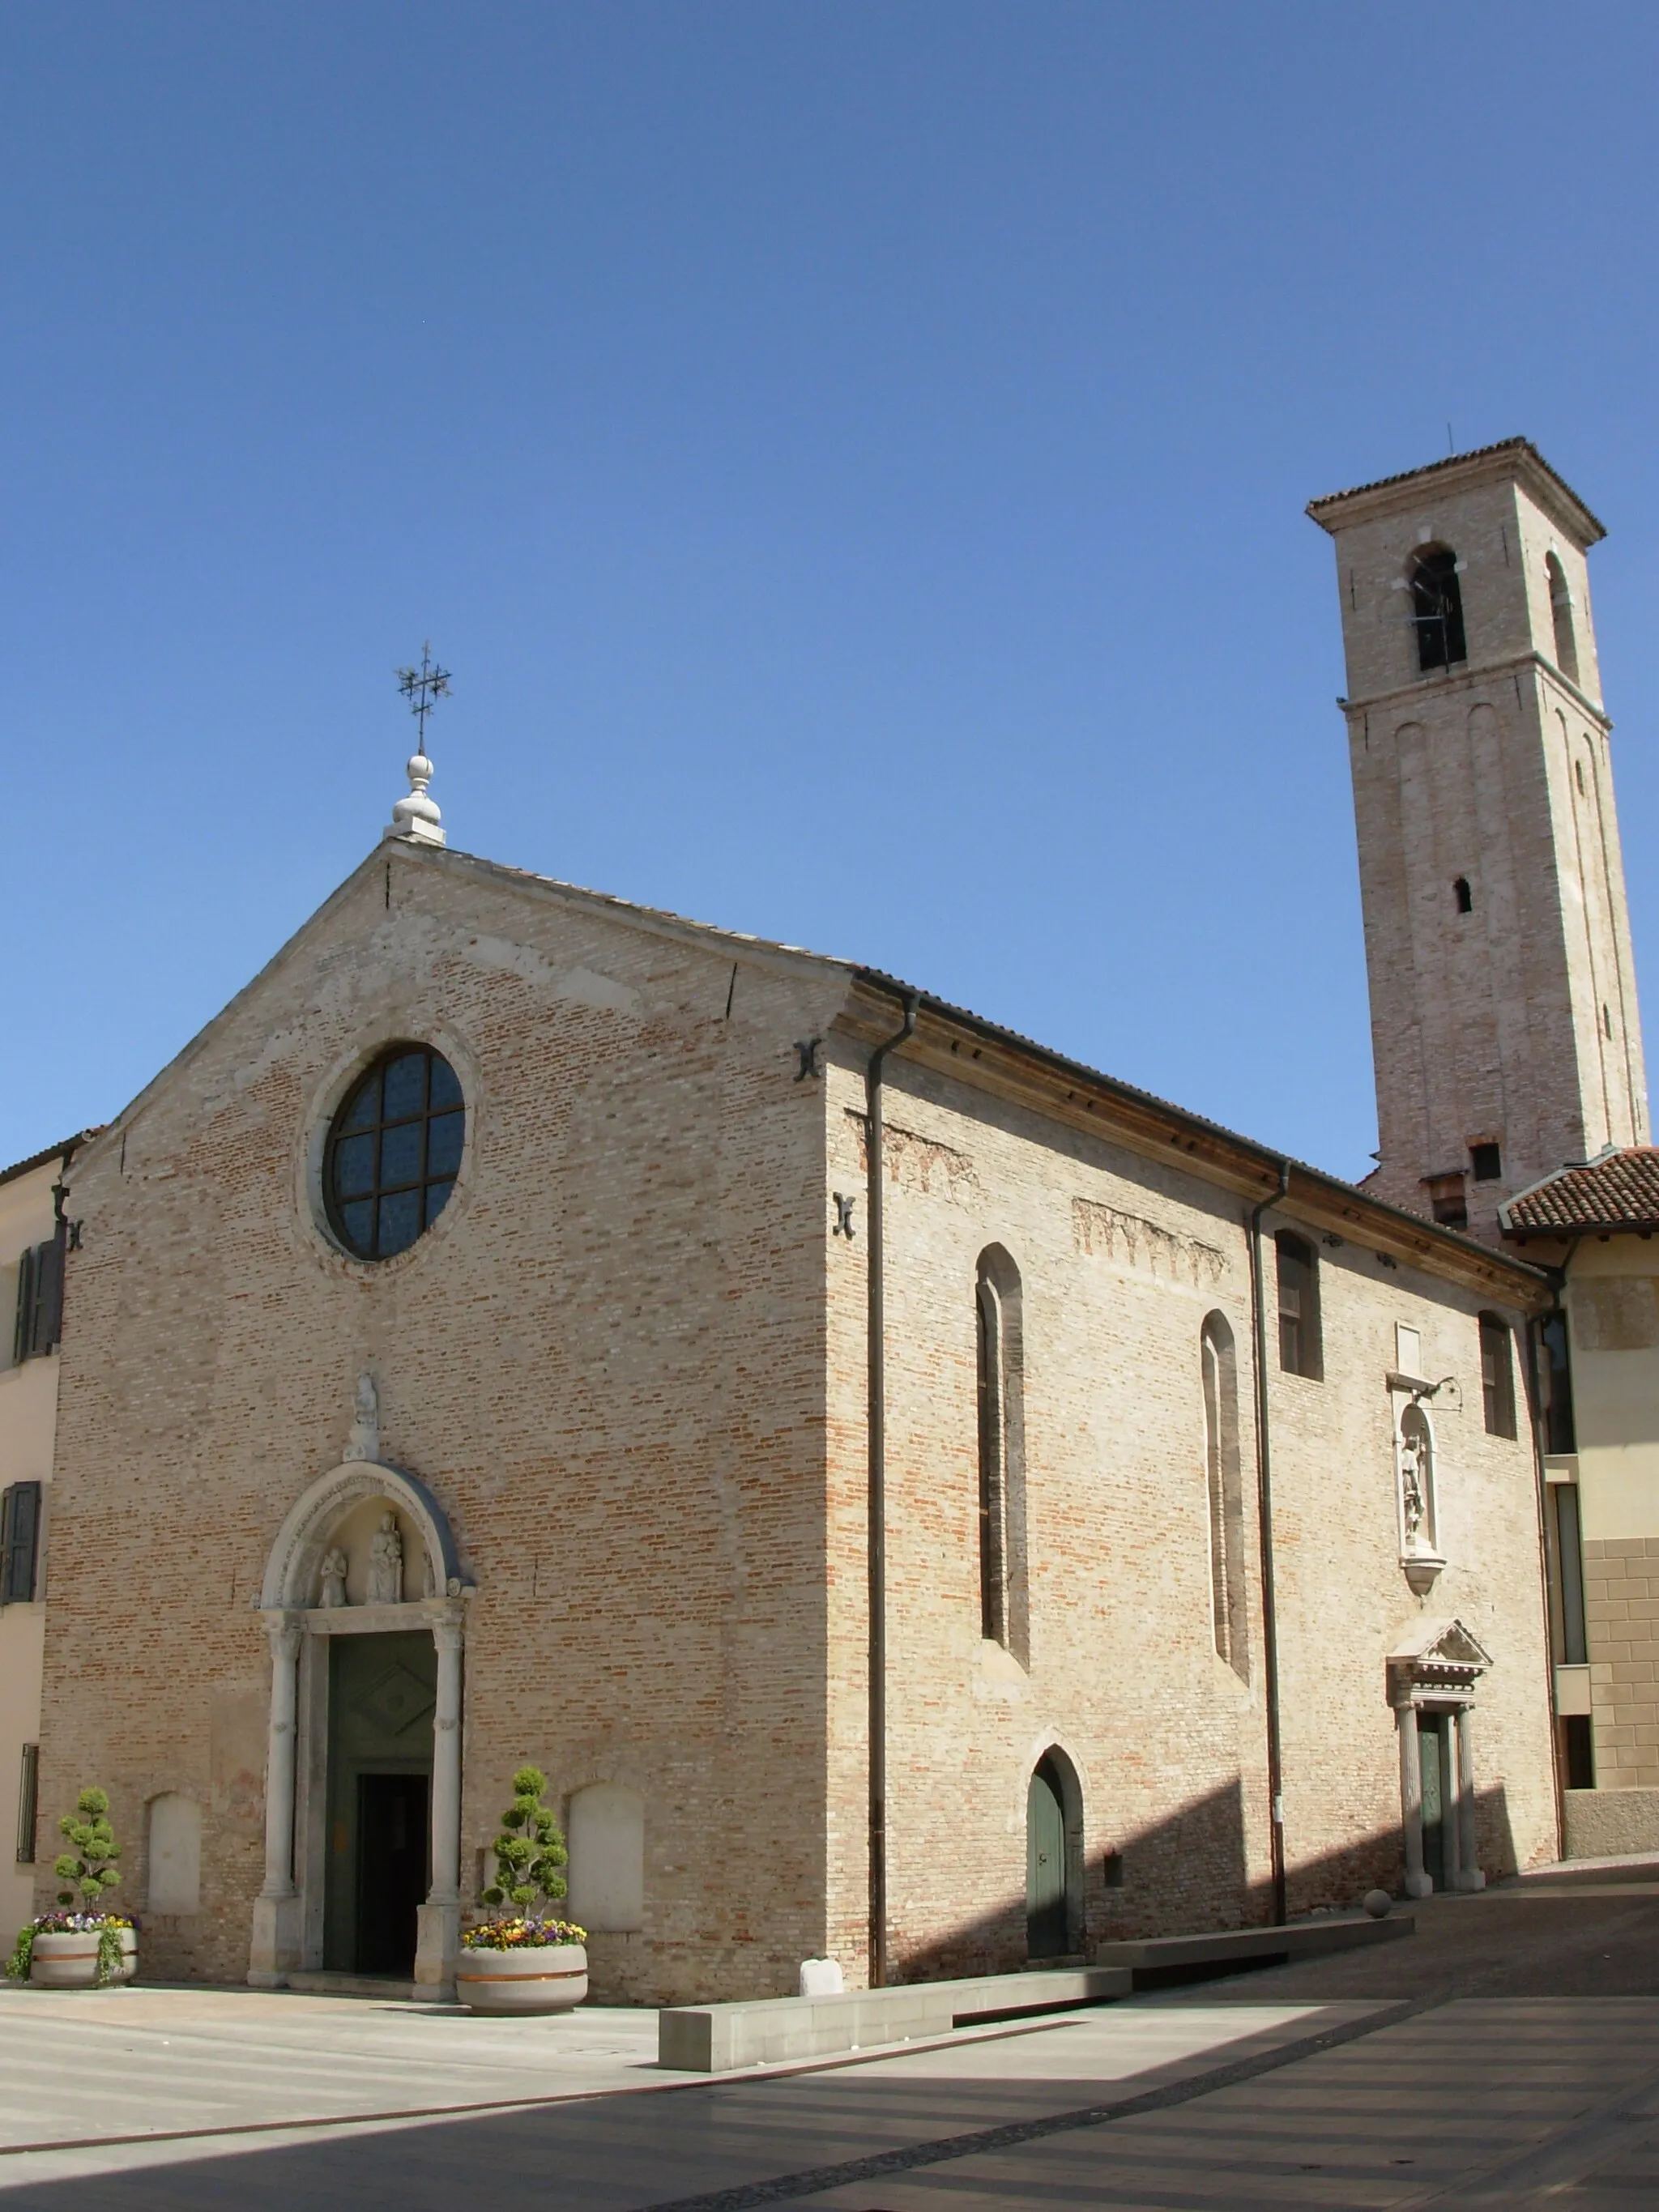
[458, 1764, 586, 2016]
[456, 1917, 588, 2014]
[16, 1915, 139, 1988]
[6, 1786, 135, 1993]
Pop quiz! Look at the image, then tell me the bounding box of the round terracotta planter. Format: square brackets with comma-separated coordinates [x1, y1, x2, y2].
[28, 1929, 137, 1989]
[455, 1942, 587, 2015]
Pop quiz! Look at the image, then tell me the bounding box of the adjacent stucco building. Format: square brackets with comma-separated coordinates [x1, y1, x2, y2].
[0, 1137, 92, 1941]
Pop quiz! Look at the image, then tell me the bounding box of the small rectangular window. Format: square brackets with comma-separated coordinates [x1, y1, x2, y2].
[0, 1482, 42, 1605]
[1275, 1233, 1322, 1380]
[1533, 1313, 1576, 1455]
[1563, 1715, 1595, 1790]
[1479, 1315, 1517, 1440]
[1555, 1482, 1589, 1666]
[1469, 1142, 1503, 1183]
[15, 1744, 38, 1865]
[1427, 1173, 1467, 1228]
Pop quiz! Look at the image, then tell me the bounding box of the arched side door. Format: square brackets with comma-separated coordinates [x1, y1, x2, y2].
[1026, 1755, 1069, 1958]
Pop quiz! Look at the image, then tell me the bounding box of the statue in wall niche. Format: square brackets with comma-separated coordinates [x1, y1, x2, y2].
[368, 1512, 403, 1605]
[344, 1373, 380, 1463]
[1399, 1415, 1431, 1548]
[318, 1547, 348, 1609]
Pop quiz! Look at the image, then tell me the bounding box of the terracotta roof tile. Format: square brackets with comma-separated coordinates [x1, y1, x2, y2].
[1501, 1149, 1659, 1237]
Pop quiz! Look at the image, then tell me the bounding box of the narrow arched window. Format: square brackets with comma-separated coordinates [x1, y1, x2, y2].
[1275, 1231, 1322, 1379]
[1453, 876, 1473, 914]
[1201, 1314, 1248, 1680]
[1478, 1312, 1516, 1439]
[1410, 548, 1467, 672]
[975, 1247, 1027, 1660]
[1546, 553, 1578, 683]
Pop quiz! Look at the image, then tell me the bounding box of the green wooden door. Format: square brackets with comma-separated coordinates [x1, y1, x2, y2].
[1026, 1758, 1069, 1959]
[1419, 1714, 1448, 1891]
[324, 1633, 437, 1975]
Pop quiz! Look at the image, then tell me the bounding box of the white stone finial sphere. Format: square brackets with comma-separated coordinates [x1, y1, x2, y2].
[387, 747, 445, 846]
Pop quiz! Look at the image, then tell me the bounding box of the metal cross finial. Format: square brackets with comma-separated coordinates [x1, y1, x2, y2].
[396, 643, 452, 748]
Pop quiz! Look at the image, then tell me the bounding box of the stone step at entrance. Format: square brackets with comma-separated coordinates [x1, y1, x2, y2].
[283, 1969, 426, 2001]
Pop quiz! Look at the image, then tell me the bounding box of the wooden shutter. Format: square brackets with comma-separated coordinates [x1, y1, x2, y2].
[11, 1246, 36, 1366]
[34, 1232, 65, 1355]
[1, 1481, 41, 1603]
[15, 1744, 38, 1865]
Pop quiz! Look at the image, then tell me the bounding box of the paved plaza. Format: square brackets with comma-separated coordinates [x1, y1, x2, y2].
[3, 1868, 1659, 2207]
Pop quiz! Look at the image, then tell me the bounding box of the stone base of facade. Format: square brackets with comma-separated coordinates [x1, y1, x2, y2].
[247, 1893, 302, 1985]
[415, 1900, 458, 1994]
[1563, 1786, 1659, 1860]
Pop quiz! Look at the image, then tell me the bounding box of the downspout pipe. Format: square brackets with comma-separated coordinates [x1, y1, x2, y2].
[1247, 1160, 1290, 1927]
[866, 987, 918, 1990]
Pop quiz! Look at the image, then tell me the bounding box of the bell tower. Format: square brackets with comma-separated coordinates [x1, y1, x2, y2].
[1308, 441, 1648, 1245]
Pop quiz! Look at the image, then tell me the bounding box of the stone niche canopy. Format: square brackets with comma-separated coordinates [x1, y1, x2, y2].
[259, 1460, 468, 1612]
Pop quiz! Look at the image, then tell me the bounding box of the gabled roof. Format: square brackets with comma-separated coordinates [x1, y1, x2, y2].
[1388, 1617, 1494, 1670]
[1501, 1148, 1659, 1239]
[79, 837, 1550, 1306]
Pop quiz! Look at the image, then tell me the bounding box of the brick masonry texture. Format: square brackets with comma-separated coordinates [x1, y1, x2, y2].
[36, 843, 1559, 2003]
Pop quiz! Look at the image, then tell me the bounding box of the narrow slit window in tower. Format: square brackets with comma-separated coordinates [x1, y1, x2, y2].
[1453, 876, 1473, 914]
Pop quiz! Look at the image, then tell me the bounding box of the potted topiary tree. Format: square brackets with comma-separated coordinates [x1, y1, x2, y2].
[6, 1787, 137, 1989]
[456, 1767, 587, 2015]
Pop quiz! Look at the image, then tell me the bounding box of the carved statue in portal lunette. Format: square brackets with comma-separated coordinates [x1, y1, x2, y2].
[318, 1546, 348, 1608]
[367, 1512, 403, 1605]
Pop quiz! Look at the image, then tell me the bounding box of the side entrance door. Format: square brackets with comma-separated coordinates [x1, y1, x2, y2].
[1026, 1757, 1069, 1959]
[1419, 1712, 1448, 1891]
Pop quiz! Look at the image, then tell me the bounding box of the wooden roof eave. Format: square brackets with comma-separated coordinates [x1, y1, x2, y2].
[835, 979, 1553, 1311]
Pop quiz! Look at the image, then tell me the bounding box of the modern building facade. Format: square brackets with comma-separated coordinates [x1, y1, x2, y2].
[1503, 1149, 1659, 1852]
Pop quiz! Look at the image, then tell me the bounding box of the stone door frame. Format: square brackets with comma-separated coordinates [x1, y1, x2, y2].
[1387, 1618, 1491, 1899]
[249, 1459, 472, 1994]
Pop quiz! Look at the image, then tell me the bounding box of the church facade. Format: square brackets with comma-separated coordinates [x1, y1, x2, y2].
[33, 807, 1557, 2001]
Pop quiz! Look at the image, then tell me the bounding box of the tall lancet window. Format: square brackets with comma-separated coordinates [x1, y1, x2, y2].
[975, 1247, 1027, 1660]
[1201, 1314, 1249, 1680]
[1546, 552, 1579, 683]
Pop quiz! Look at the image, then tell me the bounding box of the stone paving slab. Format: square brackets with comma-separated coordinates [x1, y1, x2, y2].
[6, 1954, 1659, 2208]
[0, 1989, 1373, 2201]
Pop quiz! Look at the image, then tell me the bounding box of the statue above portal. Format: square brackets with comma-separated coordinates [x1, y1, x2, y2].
[367, 1511, 403, 1605]
[318, 1546, 348, 1608]
[344, 1373, 380, 1463]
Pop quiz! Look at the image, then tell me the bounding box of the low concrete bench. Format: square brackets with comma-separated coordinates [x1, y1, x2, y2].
[659, 1963, 1131, 2072]
[1094, 1910, 1413, 1987]
[657, 1912, 1412, 2071]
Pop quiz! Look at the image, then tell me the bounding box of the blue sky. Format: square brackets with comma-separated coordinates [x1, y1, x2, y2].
[5, 3, 1657, 1176]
